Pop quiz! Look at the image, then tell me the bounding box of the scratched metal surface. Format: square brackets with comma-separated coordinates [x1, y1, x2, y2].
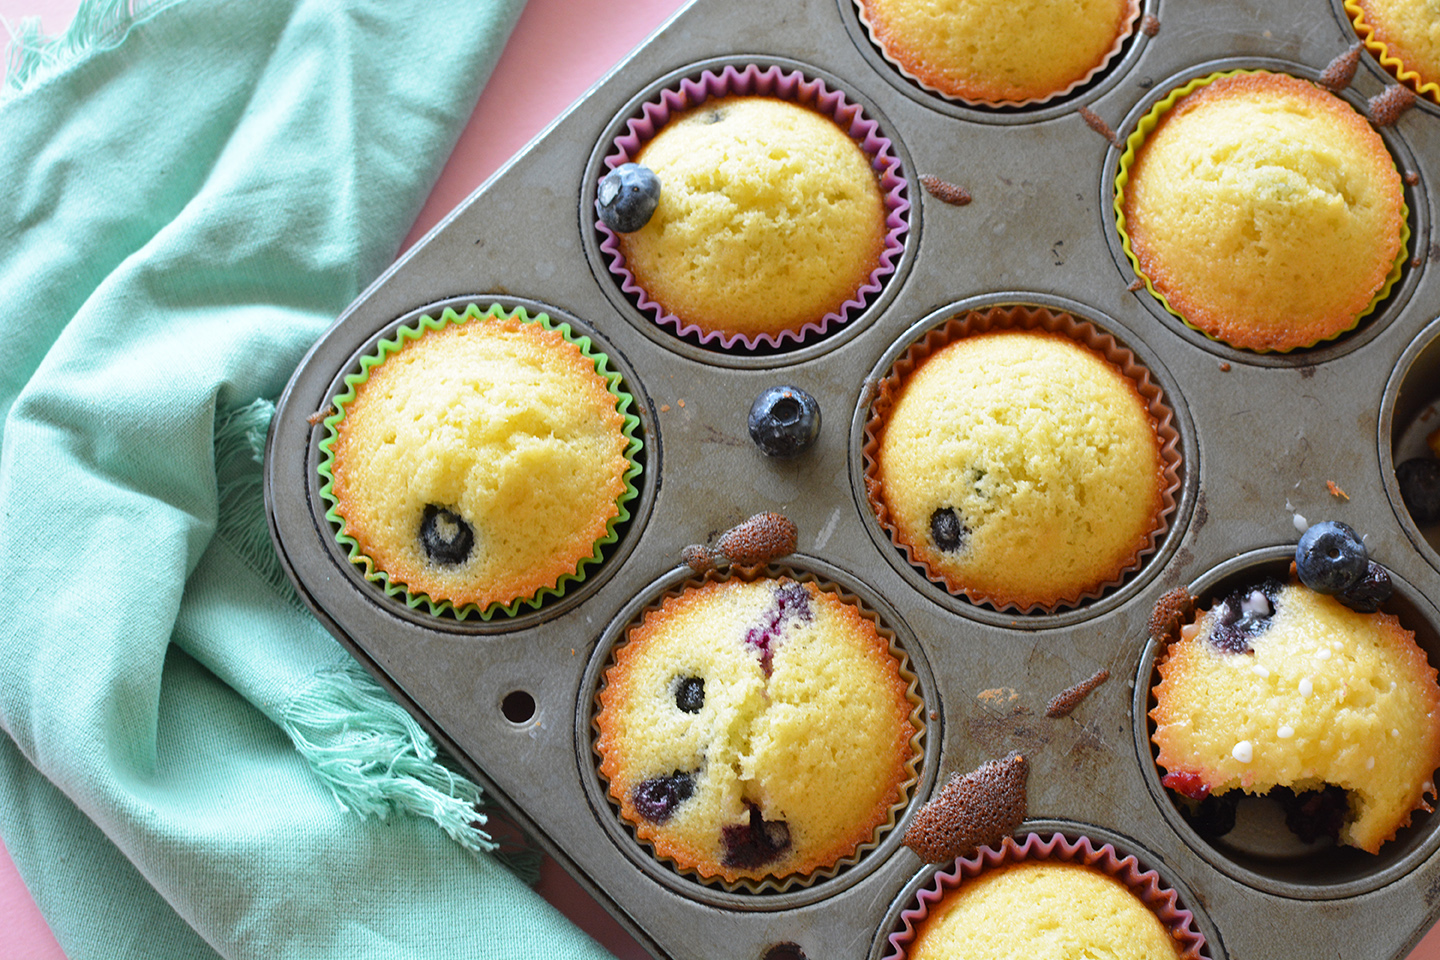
[264, 0, 1440, 956]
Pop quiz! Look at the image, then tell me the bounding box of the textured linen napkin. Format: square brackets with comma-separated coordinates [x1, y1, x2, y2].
[0, 1, 617, 957]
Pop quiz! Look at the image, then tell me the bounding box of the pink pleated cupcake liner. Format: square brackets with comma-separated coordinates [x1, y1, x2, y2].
[885, 832, 1209, 960]
[596, 63, 910, 352]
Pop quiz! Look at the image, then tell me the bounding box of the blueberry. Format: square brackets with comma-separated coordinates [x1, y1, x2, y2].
[1397, 458, 1440, 525]
[929, 507, 968, 552]
[1295, 521, 1368, 595]
[674, 676, 704, 714]
[419, 505, 474, 565]
[631, 771, 694, 824]
[721, 802, 791, 868]
[748, 386, 821, 459]
[1207, 580, 1281, 654]
[595, 162, 661, 233]
[1338, 560, 1392, 613]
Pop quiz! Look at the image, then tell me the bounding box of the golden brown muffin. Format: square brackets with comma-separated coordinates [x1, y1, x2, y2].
[595, 578, 920, 884]
[328, 309, 631, 611]
[1121, 72, 1404, 352]
[875, 329, 1166, 610]
[1355, 0, 1440, 96]
[857, 0, 1138, 103]
[616, 96, 886, 341]
[1151, 580, 1440, 853]
[907, 861, 1181, 960]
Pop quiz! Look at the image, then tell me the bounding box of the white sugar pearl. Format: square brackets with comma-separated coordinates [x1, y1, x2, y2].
[1252, 664, 1271, 678]
[1300, 677, 1314, 697]
[1232, 741, 1254, 763]
[1278, 725, 1295, 739]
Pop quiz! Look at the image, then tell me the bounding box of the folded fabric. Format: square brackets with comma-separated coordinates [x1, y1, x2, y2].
[0, 1, 616, 957]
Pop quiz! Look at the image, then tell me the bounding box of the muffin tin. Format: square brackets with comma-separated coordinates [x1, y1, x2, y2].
[262, 0, 1440, 956]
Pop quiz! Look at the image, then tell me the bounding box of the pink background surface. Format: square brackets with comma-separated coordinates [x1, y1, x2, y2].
[2, 1, 1439, 958]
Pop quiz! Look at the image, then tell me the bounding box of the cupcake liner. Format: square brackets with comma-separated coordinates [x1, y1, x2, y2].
[862, 305, 1183, 613]
[595, 63, 910, 352]
[1345, 0, 1440, 105]
[590, 563, 927, 893]
[1114, 69, 1412, 353]
[316, 302, 644, 621]
[884, 832, 1208, 960]
[852, 0, 1141, 108]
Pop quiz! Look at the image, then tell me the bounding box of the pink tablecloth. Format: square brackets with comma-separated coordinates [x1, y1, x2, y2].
[2, 1, 1439, 958]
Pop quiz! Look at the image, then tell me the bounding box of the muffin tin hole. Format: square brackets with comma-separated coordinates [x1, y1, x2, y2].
[851, 294, 1196, 630]
[836, 0, 1153, 123]
[308, 295, 658, 635]
[576, 557, 939, 909]
[1382, 315, 1440, 572]
[581, 57, 915, 368]
[1134, 546, 1440, 898]
[1103, 56, 1428, 367]
[501, 690, 538, 725]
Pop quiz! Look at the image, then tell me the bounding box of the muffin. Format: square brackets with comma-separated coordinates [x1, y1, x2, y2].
[322, 305, 636, 615]
[870, 322, 1170, 611]
[1350, 0, 1440, 101]
[888, 833, 1205, 960]
[611, 93, 889, 344]
[1151, 580, 1440, 853]
[1119, 71, 1406, 353]
[594, 576, 921, 884]
[856, 0, 1139, 104]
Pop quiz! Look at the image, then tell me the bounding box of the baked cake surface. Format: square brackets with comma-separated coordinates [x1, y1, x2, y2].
[1151, 581, 1440, 853]
[908, 861, 1181, 960]
[616, 96, 886, 340]
[876, 329, 1164, 609]
[329, 313, 630, 610]
[1121, 71, 1404, 352]
[858, 0, 1135, 103]
[595, 577, 918, 883]
[1356, 0, 1440, 91]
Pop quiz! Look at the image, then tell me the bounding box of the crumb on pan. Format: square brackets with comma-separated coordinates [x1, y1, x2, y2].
[1327, 480, 1350, 500]
[919, 174, 972, 206]
[1141, 13, 1160, 36]
[1318, 44, 1361, 92]
[1077, 105, 1120, 147]
[1368, 85, 1416, 126]
[1045, 668, 1111, 718]
[903, 751, 1029, 862]
[681, 543, 715, 573]
[1148, 587, 1195, 648]
[714, 512, 799, 565]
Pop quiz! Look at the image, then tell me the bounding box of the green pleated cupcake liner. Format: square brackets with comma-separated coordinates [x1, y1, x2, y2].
[316, 302, 644, 621]
[1113, 68, 1411, 353]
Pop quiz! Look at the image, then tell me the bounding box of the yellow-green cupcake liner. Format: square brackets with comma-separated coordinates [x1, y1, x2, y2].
[1113, 69, 1411, 353]
[1345, 0, 1440, 105]
[316, 302, 643, 621]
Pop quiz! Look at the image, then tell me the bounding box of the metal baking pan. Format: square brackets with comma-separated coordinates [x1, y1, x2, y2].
[263, 0, 1440, 956]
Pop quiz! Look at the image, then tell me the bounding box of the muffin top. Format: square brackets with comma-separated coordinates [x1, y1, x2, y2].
[1356, 0, 1440, 92]
[1121, 71, 1404, 352]
[908, 861, 1181, 960]
[857, 0, 1137, 103]
[328, 311, 631, 611]
[615, 96, 886, 341]
[875, 329, 1165, 610]
[595, 577, 919, 883]
[1151, 580, 1440, 853]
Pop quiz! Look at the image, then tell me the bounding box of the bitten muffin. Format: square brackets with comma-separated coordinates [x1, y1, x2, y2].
[615, 96, 887, 341]
[1151, 580, 1440, 853]
[856, 0, 1137, 104]
[595, 577, 919, 884]
[1121, 71, 1404, 352]
[875, 329, 1166, 610]
[906, 861, 1182, 960]
[327, 309, 631, 611]
[1354, 0, 1440, 96]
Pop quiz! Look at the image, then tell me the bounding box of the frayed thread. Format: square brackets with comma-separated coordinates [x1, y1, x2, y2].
[213, 397, 304, 607]
[3, 0, 171, 97]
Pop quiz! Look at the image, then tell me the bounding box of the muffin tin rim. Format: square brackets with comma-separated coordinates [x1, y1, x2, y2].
[1379, 314, 1440, 578]
[1098, 54, 1429, 367]
[577, 54, 919, 369]
[573, 554, 943, 909]
[845, 290, 1199, 630]
[1130, 544, 1440, 899]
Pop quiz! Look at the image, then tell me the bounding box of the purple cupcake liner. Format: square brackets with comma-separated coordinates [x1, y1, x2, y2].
[596, 63, 910, 352]
[885, 832, 1209, 960]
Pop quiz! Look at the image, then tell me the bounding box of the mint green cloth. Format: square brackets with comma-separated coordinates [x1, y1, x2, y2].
[0, 2, 618, 957]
